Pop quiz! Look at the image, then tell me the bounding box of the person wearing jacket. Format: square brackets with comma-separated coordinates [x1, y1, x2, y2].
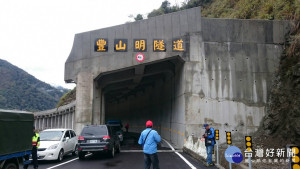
[24, 126, 40, 169]
[203, 123, 215, 166]
[138, 120, 161, 169]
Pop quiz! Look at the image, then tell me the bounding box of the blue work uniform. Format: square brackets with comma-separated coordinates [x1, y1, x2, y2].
[205, 127, 215, 165]
[138, 128, 161, 154]
[138, 128, 161, 169]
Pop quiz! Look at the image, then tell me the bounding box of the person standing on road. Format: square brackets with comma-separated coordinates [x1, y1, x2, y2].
[138, 120, 161, 169]
[202, 123, 215, 166]
[125, 123, 129, 133]
[24, 126, 40, 169]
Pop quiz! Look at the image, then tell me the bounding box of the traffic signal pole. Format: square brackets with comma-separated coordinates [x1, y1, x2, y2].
[228, 144, 232, 169]
[226, 132, 232, 169]
[215, 130, 220, 166]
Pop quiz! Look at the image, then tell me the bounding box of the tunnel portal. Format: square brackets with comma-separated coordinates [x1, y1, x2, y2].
[64, 6, 289, 148]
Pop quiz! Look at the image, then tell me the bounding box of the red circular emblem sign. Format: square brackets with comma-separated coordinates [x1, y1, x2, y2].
[135, 53, 145, 62]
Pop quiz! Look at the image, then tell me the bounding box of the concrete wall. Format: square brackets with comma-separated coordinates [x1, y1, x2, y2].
[184, 18, 289, 144]
[34, 101, 76, 131]
[64, 6, 290, 151]
[64, 7, 201, 83]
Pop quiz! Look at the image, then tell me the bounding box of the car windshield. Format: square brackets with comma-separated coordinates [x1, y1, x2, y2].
[40, 131, 64, 141]
[81, 126, 108, 136]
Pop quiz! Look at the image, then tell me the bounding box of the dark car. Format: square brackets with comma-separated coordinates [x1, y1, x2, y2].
[107, 124, 123, 143]
[77, 125, 121, 160]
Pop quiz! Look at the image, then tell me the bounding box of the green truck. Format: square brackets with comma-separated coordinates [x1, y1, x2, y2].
[0, 109, 34, 169]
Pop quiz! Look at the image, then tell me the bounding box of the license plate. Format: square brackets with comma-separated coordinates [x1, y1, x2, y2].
[89, 140, 98, 143]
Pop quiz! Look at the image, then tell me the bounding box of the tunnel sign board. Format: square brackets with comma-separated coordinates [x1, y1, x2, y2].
[94, 38, 185, 52]
[135, 53, 145, 62]
[95, 38, 108, 52]
[172, 38, 185, 51]
[153, 39, 166, 52]
[134, 39, 147, 52]
[114, 39, 128, 52]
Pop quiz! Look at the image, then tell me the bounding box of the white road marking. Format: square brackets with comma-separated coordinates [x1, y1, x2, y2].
[46, 153, 93, 169]
[162, 139, 197, 169]
[162, 138, 175, 151]
[175, 152, 197, 169]
[46, 158, 78, 169]
[120, 150, 183, 153]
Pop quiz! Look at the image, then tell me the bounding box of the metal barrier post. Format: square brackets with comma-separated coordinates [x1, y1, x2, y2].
[216, 140, 219, 166]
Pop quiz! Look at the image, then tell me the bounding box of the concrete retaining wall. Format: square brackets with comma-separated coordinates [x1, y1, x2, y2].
[63, 6, 290, 160]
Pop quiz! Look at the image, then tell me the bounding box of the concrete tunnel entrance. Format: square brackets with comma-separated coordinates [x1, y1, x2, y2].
[96, 56, 185, 148]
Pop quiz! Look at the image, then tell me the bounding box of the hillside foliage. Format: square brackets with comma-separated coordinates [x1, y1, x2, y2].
[0, 59, 69, 111]
[145, 0, 299, 20]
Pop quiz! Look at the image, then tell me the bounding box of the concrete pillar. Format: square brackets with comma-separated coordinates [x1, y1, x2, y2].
[100, 94, 105, 125]
[92, 84, 101, 125]
[50, 116, 52, 129]
[75, 72, 94, 134]
[38, 118, 41, 130]
[62, 114, 65, 128]
[54, 115, 57, 128]
[34, 118, 37, 128]
[66, 113, 70, 128]
[58, 114, 61, 128]
[65, 113, 68, 128]
[68, 113, 72, 129]
[72, 109, 75, 129]
[65, 114, 67, 128]
[47, 117, 49, 129]
[42, 118, 45, 130]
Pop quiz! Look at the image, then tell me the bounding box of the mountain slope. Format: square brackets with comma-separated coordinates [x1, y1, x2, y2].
[0, 59, 69, 111]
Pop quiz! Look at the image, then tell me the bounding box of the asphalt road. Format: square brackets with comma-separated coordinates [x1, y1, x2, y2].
[27, 152, 217, 169]
[22, 133, 218, 169]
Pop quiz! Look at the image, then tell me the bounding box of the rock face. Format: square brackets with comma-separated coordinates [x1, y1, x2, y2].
[262, 19, 300, 145]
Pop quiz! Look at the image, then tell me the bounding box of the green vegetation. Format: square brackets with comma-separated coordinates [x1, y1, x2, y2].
[262, 17, 300, 144]
[56, 87, 76, 108]
[134, 14, 144, 21]
[201, 0, 299, 20]
[0, 59, 69, 111]
[142, 0, 299, 20]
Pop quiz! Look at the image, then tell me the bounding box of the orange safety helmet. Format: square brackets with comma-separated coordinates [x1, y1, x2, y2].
[146, 120, 153, 128]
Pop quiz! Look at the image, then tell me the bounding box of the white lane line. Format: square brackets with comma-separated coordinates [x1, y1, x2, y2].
[162, 139, 197, 169]
[175, 152, 197, 169]
[46, 157, 78, 169]
[121, 150, 183, 153]
[162, 138, 175, 151]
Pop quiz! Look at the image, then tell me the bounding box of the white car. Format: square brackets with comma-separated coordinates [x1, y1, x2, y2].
[37, 129, 78, 161]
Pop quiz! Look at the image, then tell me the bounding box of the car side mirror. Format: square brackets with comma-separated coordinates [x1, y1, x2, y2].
[66, 137, 70, 140]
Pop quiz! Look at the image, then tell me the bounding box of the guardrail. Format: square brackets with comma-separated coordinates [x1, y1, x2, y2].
[34, 101, 76, 131]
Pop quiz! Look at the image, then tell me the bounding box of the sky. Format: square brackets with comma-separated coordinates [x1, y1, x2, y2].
[0, 0, 185, 89]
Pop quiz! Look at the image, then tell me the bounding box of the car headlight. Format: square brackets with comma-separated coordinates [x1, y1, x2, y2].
[47, 143, 59, 150]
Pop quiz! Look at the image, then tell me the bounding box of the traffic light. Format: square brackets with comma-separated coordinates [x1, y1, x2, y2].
[215, 130, 219, 140]
[245, 136, 252, 151]
[226, 132, 232, 145]
[291, 146, 299, 169]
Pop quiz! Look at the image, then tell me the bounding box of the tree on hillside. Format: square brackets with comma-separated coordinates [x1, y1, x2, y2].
[134, 14, 144, 21]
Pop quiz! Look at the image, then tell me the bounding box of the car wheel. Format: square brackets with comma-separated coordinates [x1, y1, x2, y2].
[116, 143, 121, 153]
[72, 145, 78, 156]
[109, 146, 115, 158]
[57, 149, 64, 162]
[78, 152, 85, 160]
[3, 162, 18, 169]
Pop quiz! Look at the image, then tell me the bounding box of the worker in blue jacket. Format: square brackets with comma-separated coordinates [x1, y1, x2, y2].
[138, 120, 161, 169]
[203, 123, 215, 166]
